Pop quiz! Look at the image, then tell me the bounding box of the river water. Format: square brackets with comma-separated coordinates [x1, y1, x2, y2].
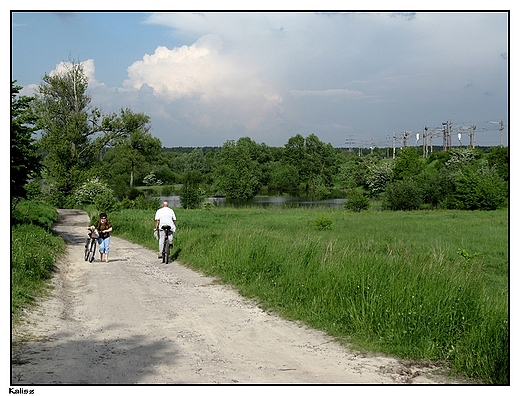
[156, 196, 347, 209]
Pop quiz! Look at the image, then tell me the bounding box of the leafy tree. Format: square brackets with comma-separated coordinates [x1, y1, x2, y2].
[214, 138, 260, 200]
[486, 146, 508, 182]
[364, 159, 395, 196]
[451, 164, 507, 210]
[393, 147, 425, 181]
[335, 156, 361, 191]
[11, 81, 42, 209]
[415, 166, 449, 208]
[33, 60, 104, 207]
[268, 162, 299, 194]
[180, 170, 205, 209]
[282, 133, 337, 195]
[102, 108, 161, 188]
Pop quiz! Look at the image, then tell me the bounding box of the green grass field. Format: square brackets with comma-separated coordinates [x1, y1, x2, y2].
[110, 206, 509, 384]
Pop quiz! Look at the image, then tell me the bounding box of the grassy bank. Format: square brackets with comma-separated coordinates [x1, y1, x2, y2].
[110, 206, 509, 384]
[11, 201, 66, 319]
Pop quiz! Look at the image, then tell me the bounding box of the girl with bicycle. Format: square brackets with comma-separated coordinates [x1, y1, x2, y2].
[88, 212, 113, 262]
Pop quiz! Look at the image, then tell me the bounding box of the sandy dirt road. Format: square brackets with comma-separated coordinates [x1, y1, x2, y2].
[11, 209, 464, 385]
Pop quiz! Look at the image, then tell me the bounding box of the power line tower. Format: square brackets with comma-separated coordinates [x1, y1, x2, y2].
[489, 121, 505, 147]
[345, 135, 354, 152]
[422, 126, 429, 157]
[469, 125, 476, 148]
[442, 119, 452, 151]
[402, 130, 410, 147]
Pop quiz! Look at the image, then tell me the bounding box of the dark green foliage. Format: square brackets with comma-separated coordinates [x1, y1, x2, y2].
[214, 138, 261, 200]
[11, 81, 42, 209]
[282, 134, 337, 195]
[451, 166, 508, 210]
[383, 179, 422, 211]
[11, 200, 66, 316]
[314, 215, 332, 230]
[485, 146, 508, 182]
[268, 162, 299, 194]
[115, 196, 161, 211]
[393, 147, 426, 180]
[180, 170, 205, 209]
[34, 61, 98, 207]
[11, 200, 59, 230]
[344, 189, 370, 212]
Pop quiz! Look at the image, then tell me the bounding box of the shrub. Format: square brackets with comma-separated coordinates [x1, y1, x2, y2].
[74, 178, 116, 211]
[142, 172, 163, 186]
[365, 160, 395, 196]
[383, 179, 422, 211]
[451, 164, 508, 210]
[24, 180, 44, 201]
[11, 200, 59, 230]
[180, 171, 205, 209]
[161, 185, 175, 196]
[344, 189, 370, 212]
[314, 216, 332, 230]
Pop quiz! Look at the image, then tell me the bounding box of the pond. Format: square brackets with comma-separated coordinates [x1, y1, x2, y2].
[155, 196, 347, 209]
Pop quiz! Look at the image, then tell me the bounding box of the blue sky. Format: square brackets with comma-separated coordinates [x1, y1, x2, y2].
[11, 10, 509, 148]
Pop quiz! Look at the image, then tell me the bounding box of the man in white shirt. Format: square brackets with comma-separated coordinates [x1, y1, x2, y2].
[154, 201, 177, 259]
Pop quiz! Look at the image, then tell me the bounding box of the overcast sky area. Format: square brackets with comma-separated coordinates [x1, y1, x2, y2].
[11, 10, 509, 149]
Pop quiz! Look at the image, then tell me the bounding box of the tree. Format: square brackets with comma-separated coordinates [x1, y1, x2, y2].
[486, 146, 508, 182]
[102, 108, 161, 189]
[282, 133, 337, 195]
[33, 60, 102, 207]
[393, 147, 425, 181]
[180, 170, 205, 209]
[268, 162, 299, 194]
[11, 81, 42, 209]
[214, 138, 260, 200]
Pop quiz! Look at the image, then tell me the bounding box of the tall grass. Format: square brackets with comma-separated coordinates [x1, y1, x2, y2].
[109, 207, 510, 383]
[11, 201, 66, 318]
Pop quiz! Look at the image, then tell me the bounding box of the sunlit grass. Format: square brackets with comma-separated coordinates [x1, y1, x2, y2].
[111, 206, 508, 383]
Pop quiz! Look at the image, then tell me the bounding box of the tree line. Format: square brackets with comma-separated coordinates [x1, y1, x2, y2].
[11, 60, 508, 212]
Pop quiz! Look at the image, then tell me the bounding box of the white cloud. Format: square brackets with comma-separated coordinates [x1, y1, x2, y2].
[120, 31, 286, 141]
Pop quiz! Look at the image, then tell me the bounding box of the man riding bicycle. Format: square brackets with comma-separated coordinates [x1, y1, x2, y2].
[154, 201, 177, 259]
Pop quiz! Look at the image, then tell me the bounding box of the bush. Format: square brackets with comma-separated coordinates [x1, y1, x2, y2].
[180, 171, 205, 209]
[24, 180, 44, 201]
[11, 200, 66, 316]
[142, 172, 163, 186]
[383, 179, 422, 211]
[451, 165, 508, 210]
[161, 185, 175, 196]
[344, 189, 370, 212]
[11, 200, 59, 230]
[74, 178, 116, 211]
[115, 196, 160, 211]
[314, 216, 332, 230]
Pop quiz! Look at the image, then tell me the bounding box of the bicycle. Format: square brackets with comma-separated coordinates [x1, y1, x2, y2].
[160, 225, 173, 264]
[84, 228, 98, 263]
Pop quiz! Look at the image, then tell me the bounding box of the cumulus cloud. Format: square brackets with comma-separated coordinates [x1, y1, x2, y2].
[49, 59, 105, 89]
[120, 32, 285, 140]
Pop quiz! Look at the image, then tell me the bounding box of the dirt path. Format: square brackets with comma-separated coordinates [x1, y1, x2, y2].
[11, 209, 464, 385]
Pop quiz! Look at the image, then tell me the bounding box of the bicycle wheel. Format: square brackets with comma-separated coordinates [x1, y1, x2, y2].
[89, 240, 97, 263]
[164, 234, 171, 264]
[84, 238, 91, 261]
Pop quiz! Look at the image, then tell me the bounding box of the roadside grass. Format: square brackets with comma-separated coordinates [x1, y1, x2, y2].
[110, 206, 509, 384]
[11, 201, 66, 320]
